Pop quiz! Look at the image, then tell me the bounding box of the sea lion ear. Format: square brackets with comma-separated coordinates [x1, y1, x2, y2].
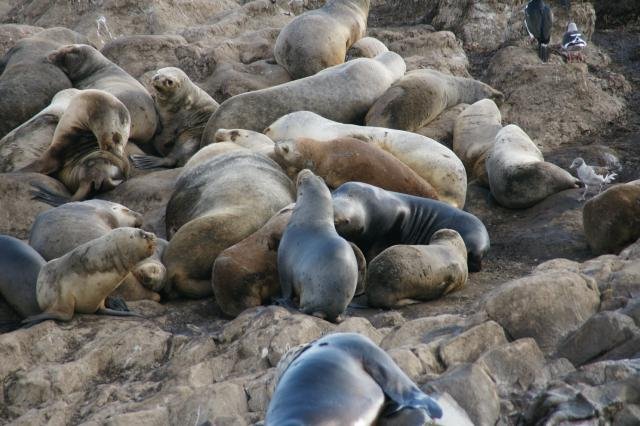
[280, 144, 290, 154]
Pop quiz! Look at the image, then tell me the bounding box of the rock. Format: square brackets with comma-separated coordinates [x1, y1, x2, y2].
[387, 348, 424, 381]
[475, 338, 546, 396]
[583, 180, 640, 255]
[0, 23, 43, 55]
[486, 46, 626, 152]
[438, 320, 508, 368]
[166, 382, 249, 425]
[369, 311, 406, 329]
[333, 317, 383, 345]
[607, 262, 640, 301]
[0, 172, 70, 239]
[367, 27, 470, 76]
[613, 404, 640, 425]
[380, 314, 469, 350]
[104, 408, 170, 426]
[621, 298, 640, 326]
[484, 271, 600, 353]
[556, 311, 639, 367]
[426, 363, 500, 426]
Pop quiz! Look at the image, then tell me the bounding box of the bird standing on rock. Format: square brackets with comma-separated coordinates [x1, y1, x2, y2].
[525, 0, 553, 62]
[570, 157, 617, 201]
[562, 22, 587, 62]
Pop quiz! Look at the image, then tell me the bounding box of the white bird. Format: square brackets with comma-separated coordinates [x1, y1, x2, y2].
[562, 22, 587, 62]
[570, 157, 617, 201]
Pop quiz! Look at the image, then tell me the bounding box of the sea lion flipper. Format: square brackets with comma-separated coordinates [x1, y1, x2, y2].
[21, 311, 72, 327]
[96, 307, 143, 318]
[104, 295, 130, 312]
[129, 154, 175, 169]
[30, 182, 71, 206]
[377, 406, 433, 426]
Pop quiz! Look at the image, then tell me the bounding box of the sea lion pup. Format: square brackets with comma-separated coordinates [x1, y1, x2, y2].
[265, 111, 467, 208]
[486, 124, 579, 209]
[583, 180, 640, 255]
[28, 199, 143, 260]
[212, 204, 366, 317]
[20, 89, 132, 201]
[0, 27, 88, 139]
[0, 235, 46, 319]
[346, 36, 388, 60]
[277, 169, 358, 322]
[332, 182, 490, 272]
[274, 0, 370, 79]
[21, 227, 156, 325]
[47, 43, 157, 144]
[200, 52, 406, 145]
[365, 69, 504, 132]
[274, 137, 440, 198]
[130, 67, 219, 169]
[0, 88, 80, 173]
[266, 333, 443, 425]
[112, 237, 169, 302]
[452, 98, 502, 187]
[366, 229, 469, 309]
[164, 152, 295, 298]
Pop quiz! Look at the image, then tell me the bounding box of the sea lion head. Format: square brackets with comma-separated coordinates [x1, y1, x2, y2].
[78, 151, 130, 192]
[112, 227, 157, 261]
[274, 139, 305, 168]
[152, 67, 185, 100]
[47, 44, 99, 80]
[332, 193, 367, 238]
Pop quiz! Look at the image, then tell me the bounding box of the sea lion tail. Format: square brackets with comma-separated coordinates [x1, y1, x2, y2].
[30, 182, 71, 206]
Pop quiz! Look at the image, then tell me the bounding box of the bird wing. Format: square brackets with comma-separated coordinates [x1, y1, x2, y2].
[524, 3, 541, 39]
[541, 5, 553, 44]
[578, 164, 605, 185]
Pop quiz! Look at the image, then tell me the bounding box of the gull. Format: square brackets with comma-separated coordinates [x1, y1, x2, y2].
[562, 22, 587, 62]
[570, 157, 617, 201]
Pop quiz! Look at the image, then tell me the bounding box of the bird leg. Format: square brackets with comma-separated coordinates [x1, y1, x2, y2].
[580, 185, 589, 201]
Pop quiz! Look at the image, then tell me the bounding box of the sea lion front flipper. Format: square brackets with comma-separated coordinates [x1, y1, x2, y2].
[70, 181, 93, 201]
[129, 154, 176, 169]
[105, 295, 130, 312]
[96, 307, 143, 318]
[377, 406, 433, 426]
[30, 182, 72, 206]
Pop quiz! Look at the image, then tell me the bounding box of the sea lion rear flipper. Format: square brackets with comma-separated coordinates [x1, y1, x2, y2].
[30, 182, 71, 206]
[130, 154, 175, 169]
[105, 295, 130, 312]
[21, 311, 72, 327]
[96, 307, 143, 318]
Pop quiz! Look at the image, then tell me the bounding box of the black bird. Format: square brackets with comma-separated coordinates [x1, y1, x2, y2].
[524, 0, 553, 62]
[560, 0, 570, 10]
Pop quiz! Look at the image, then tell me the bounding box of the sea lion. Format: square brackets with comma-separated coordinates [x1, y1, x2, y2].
[200, 52, 406, 144]
[130, 67, 219, 169]
[452, 99, 502, 187]
[331, 181, 490, 272]
[47, 43, 157, 144]
[366, 229, 469, 308]
[273, 137, 440, 199]
[21, 227, 156, 325]
[0, 27, 88, 138]
[112, 237, 169, 302]
[0, 235, 45, 319]
[214, 128, 276, 159]
[365, 69, 504, 132]
[277, 169, 358, 322]
[20, 89, 132, 201]
[212, 204, 366, 317]
[582, 180, 640, 255]
[0, 88, 80, 173]
[274, 0, 370, 79]
[164, 152, 295, 298]
[28, 199, 143, 260]
[486, 124, 579, 209]
[180, 142, 250, 173]
[346, 36, 388, 60]
[265, 111, 467, 208]
[266, 332, 443, 425]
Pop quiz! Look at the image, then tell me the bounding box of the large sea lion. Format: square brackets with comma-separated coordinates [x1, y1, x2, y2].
[277, 169, 358, 322]
[0, 27, 88, 138]
[452, 98, 502, 187]
[583, 180, 640, 255]
[22, 227, 156, 325]
[273, 137, 440, 199]
[200, 52, 406, 144]
[265, 111, 467, 208]
[47, 43, 157, 144]
[346, 36, 388, 60]
[20, 89, 132, 201]
[331, 181, 490, 272]
[365, 69, 504, 132]
[266, 333, 443, 425]
[164, 152, 295, 298]
[273, 0, 370, 79]
[28, 199, 143, 260]
[130, 67, 220, 169]
[0, 235, 45, 319]
[0, 88, 80, 173]
[486, 124, 579, 209]
[366, 229, 469, 308]
[212, 203, 367, 318]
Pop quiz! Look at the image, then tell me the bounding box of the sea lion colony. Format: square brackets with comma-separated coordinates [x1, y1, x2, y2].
[0, 0, 637, 424]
